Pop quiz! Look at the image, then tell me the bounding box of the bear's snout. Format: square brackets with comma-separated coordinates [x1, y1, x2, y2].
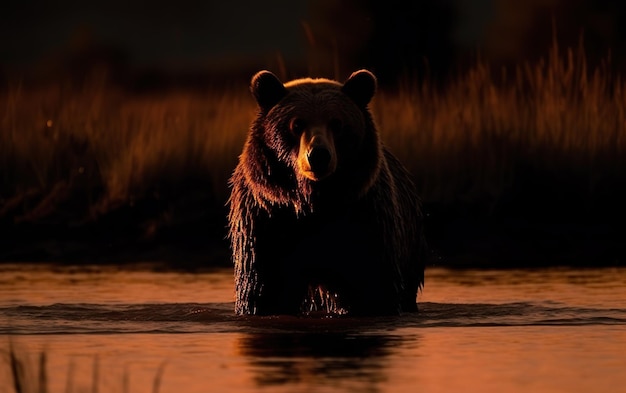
[298, 132, 337, 181]
[307, 146, 332, 174]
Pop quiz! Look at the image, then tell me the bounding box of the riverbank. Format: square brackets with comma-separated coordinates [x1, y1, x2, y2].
[2, 195, 624, 269]
[2, 44, 625, 268]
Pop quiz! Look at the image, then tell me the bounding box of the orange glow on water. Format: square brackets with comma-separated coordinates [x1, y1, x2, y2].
[1, 265, 625, 393]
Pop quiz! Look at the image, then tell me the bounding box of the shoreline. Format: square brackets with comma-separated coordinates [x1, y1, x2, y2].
[2, 199, 623, 269]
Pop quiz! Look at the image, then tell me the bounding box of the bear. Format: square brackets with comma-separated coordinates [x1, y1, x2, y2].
[227, 69, 426, 316]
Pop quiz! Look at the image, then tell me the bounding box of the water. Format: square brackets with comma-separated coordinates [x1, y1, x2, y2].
[1, 264, 625, 393]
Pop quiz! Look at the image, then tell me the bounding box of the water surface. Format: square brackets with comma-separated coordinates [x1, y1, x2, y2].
[1, 264, 625, 393]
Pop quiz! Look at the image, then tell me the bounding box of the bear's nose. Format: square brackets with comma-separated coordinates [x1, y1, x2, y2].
[307, 146, 332, 173]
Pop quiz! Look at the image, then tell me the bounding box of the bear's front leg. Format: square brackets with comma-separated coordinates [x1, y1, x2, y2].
[247, 264, 307, 315]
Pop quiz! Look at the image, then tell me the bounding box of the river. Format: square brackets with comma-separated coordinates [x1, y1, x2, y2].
[1, 263, 625, 393]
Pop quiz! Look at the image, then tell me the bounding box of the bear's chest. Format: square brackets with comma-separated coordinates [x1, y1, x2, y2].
[255, 206, 381, 271]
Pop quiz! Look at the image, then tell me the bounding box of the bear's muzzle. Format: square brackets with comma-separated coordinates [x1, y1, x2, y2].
[307, 145, 332, 174]
[298, 130, 337, 181]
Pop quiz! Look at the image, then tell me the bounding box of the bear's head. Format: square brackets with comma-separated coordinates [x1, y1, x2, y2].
[242, 70, 381, 211]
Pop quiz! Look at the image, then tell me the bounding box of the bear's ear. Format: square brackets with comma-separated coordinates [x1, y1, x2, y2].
[341, 69, 377, 107]
[250, 71, 287, 111]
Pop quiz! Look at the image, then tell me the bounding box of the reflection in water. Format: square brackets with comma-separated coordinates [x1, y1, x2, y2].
[1, 265, 626, 393]
[238, 332, 411, 390]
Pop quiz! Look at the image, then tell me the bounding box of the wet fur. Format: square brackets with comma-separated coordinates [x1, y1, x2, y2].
[228, 70, 425, 315]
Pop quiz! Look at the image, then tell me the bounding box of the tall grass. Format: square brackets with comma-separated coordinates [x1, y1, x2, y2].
[1, 41, 625, 230]
[373, 40, 626, 213]
[0, 80, 254, 226]
[3, 343, 166, 393]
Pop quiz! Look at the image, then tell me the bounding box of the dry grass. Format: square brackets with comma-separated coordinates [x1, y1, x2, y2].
[0, 78, 254, 226]
[374, 40, 626, 208]
[1, 81, 253, 193]
[3, 343, 166, 393]
[1, 41, 625, 228]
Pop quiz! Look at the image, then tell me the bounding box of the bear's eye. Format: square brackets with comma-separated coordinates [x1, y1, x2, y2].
[328, 118, 343, 134]
[290, 118, 306, 134]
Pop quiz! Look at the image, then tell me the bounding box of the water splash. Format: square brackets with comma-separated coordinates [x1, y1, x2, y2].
[301, 284, 348, 316]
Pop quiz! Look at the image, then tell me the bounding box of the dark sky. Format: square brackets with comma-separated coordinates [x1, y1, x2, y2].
[2, 1, 625, 84]
[1, 0, 308, 68]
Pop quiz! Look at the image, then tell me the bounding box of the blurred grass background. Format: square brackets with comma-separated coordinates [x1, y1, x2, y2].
[1, 40, 625, 267]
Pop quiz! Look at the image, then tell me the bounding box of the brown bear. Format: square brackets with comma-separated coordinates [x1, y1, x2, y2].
[228, 69, 426, 316]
